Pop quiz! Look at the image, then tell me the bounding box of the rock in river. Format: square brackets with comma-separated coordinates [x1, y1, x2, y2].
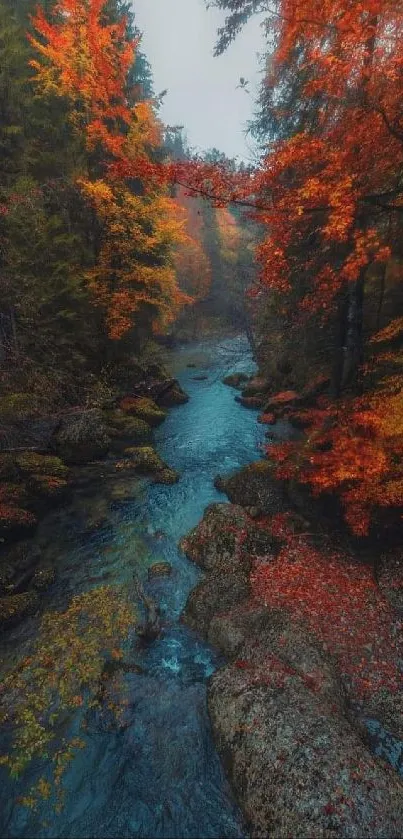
[148, 561, 172, 580]
[215, 460, 286, 516]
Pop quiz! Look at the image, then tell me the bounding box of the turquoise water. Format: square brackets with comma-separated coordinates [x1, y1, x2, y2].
[0, 335, 265, 839]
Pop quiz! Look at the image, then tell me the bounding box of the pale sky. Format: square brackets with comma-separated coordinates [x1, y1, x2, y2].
[133, 0, 266, 162]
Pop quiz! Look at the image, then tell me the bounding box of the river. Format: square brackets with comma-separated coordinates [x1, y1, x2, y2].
[0, 335, 266, 839]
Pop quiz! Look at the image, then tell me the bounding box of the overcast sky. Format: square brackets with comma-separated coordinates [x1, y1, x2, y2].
[133, 0, 265, 162]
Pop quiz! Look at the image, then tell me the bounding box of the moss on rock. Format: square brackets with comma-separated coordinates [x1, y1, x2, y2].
[122, 446, 164, 474]
[158, 384, 189, 407]
[154, 467, 180, 485]
[15, 453, 68, 478]
[119, 397, 167, 427]
[53, 410, 110, 464]
[106, 411, 153, 442]
[180, 504, 255, 576]
[240, 376, 270, 397]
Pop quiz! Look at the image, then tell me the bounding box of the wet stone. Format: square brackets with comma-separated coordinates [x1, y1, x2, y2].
[148, 562, 173, 580]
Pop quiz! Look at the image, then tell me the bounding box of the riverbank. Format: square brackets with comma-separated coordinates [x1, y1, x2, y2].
[180, 391, 403, 835]
[2, 333, 402, 839]
[0, 335, 260, 839]
[0, 355, 188, 631]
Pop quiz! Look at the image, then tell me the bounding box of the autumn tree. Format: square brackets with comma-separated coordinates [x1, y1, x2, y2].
[27, 0, 189, 349]
[204, 0, 403, 536]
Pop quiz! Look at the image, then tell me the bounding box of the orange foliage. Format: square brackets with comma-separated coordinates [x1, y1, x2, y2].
[269, 378, 403, 535]
[169, 3, 403, 309]
[29, 1, 188, 338]
[29, 0, 134, 152]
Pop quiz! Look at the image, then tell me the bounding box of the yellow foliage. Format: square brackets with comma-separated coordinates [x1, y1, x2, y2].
[0, 585, 136, 810]
[79, 179, 190, 338]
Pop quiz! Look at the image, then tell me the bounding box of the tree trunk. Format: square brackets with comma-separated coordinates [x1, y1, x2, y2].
[330, 291, 349, 398]
[341, 270, 365, 393]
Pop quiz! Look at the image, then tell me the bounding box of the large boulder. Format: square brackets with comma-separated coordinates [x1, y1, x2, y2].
[105, 410, 153, 443]
[181, 504, 275, 638]
[180, 491, 403, 837]
[215, 461, 286, 516]
[52, 409, 110, 464]
[180, 503, 267, 576]
[208, 657, 403, 838]
[207, 606, 345, 709]
[183, 573, 250, 636]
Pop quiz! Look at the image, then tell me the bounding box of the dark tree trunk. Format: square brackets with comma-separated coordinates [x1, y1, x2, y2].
[330, 292, 349, 398]
[341, 270, 365, 393]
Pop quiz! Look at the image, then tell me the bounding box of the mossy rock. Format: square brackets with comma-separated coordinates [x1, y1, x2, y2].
[15, 453, 68, 478]
[32, 563, 55, 591]
[106, 411, 153, 442]
[154, 468, 180, 485]
[53, 410, 110, 465]
[123, 446, 164, 474]
[0, 589, 40, 629]
[119, 397, 167, 427]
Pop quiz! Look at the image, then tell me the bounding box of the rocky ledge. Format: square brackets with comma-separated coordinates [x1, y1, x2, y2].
[181, 481, 403, 837]
[0, 368, 188, 632]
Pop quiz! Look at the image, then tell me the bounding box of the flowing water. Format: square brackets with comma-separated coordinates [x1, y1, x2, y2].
[0, 335, 266, 839]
